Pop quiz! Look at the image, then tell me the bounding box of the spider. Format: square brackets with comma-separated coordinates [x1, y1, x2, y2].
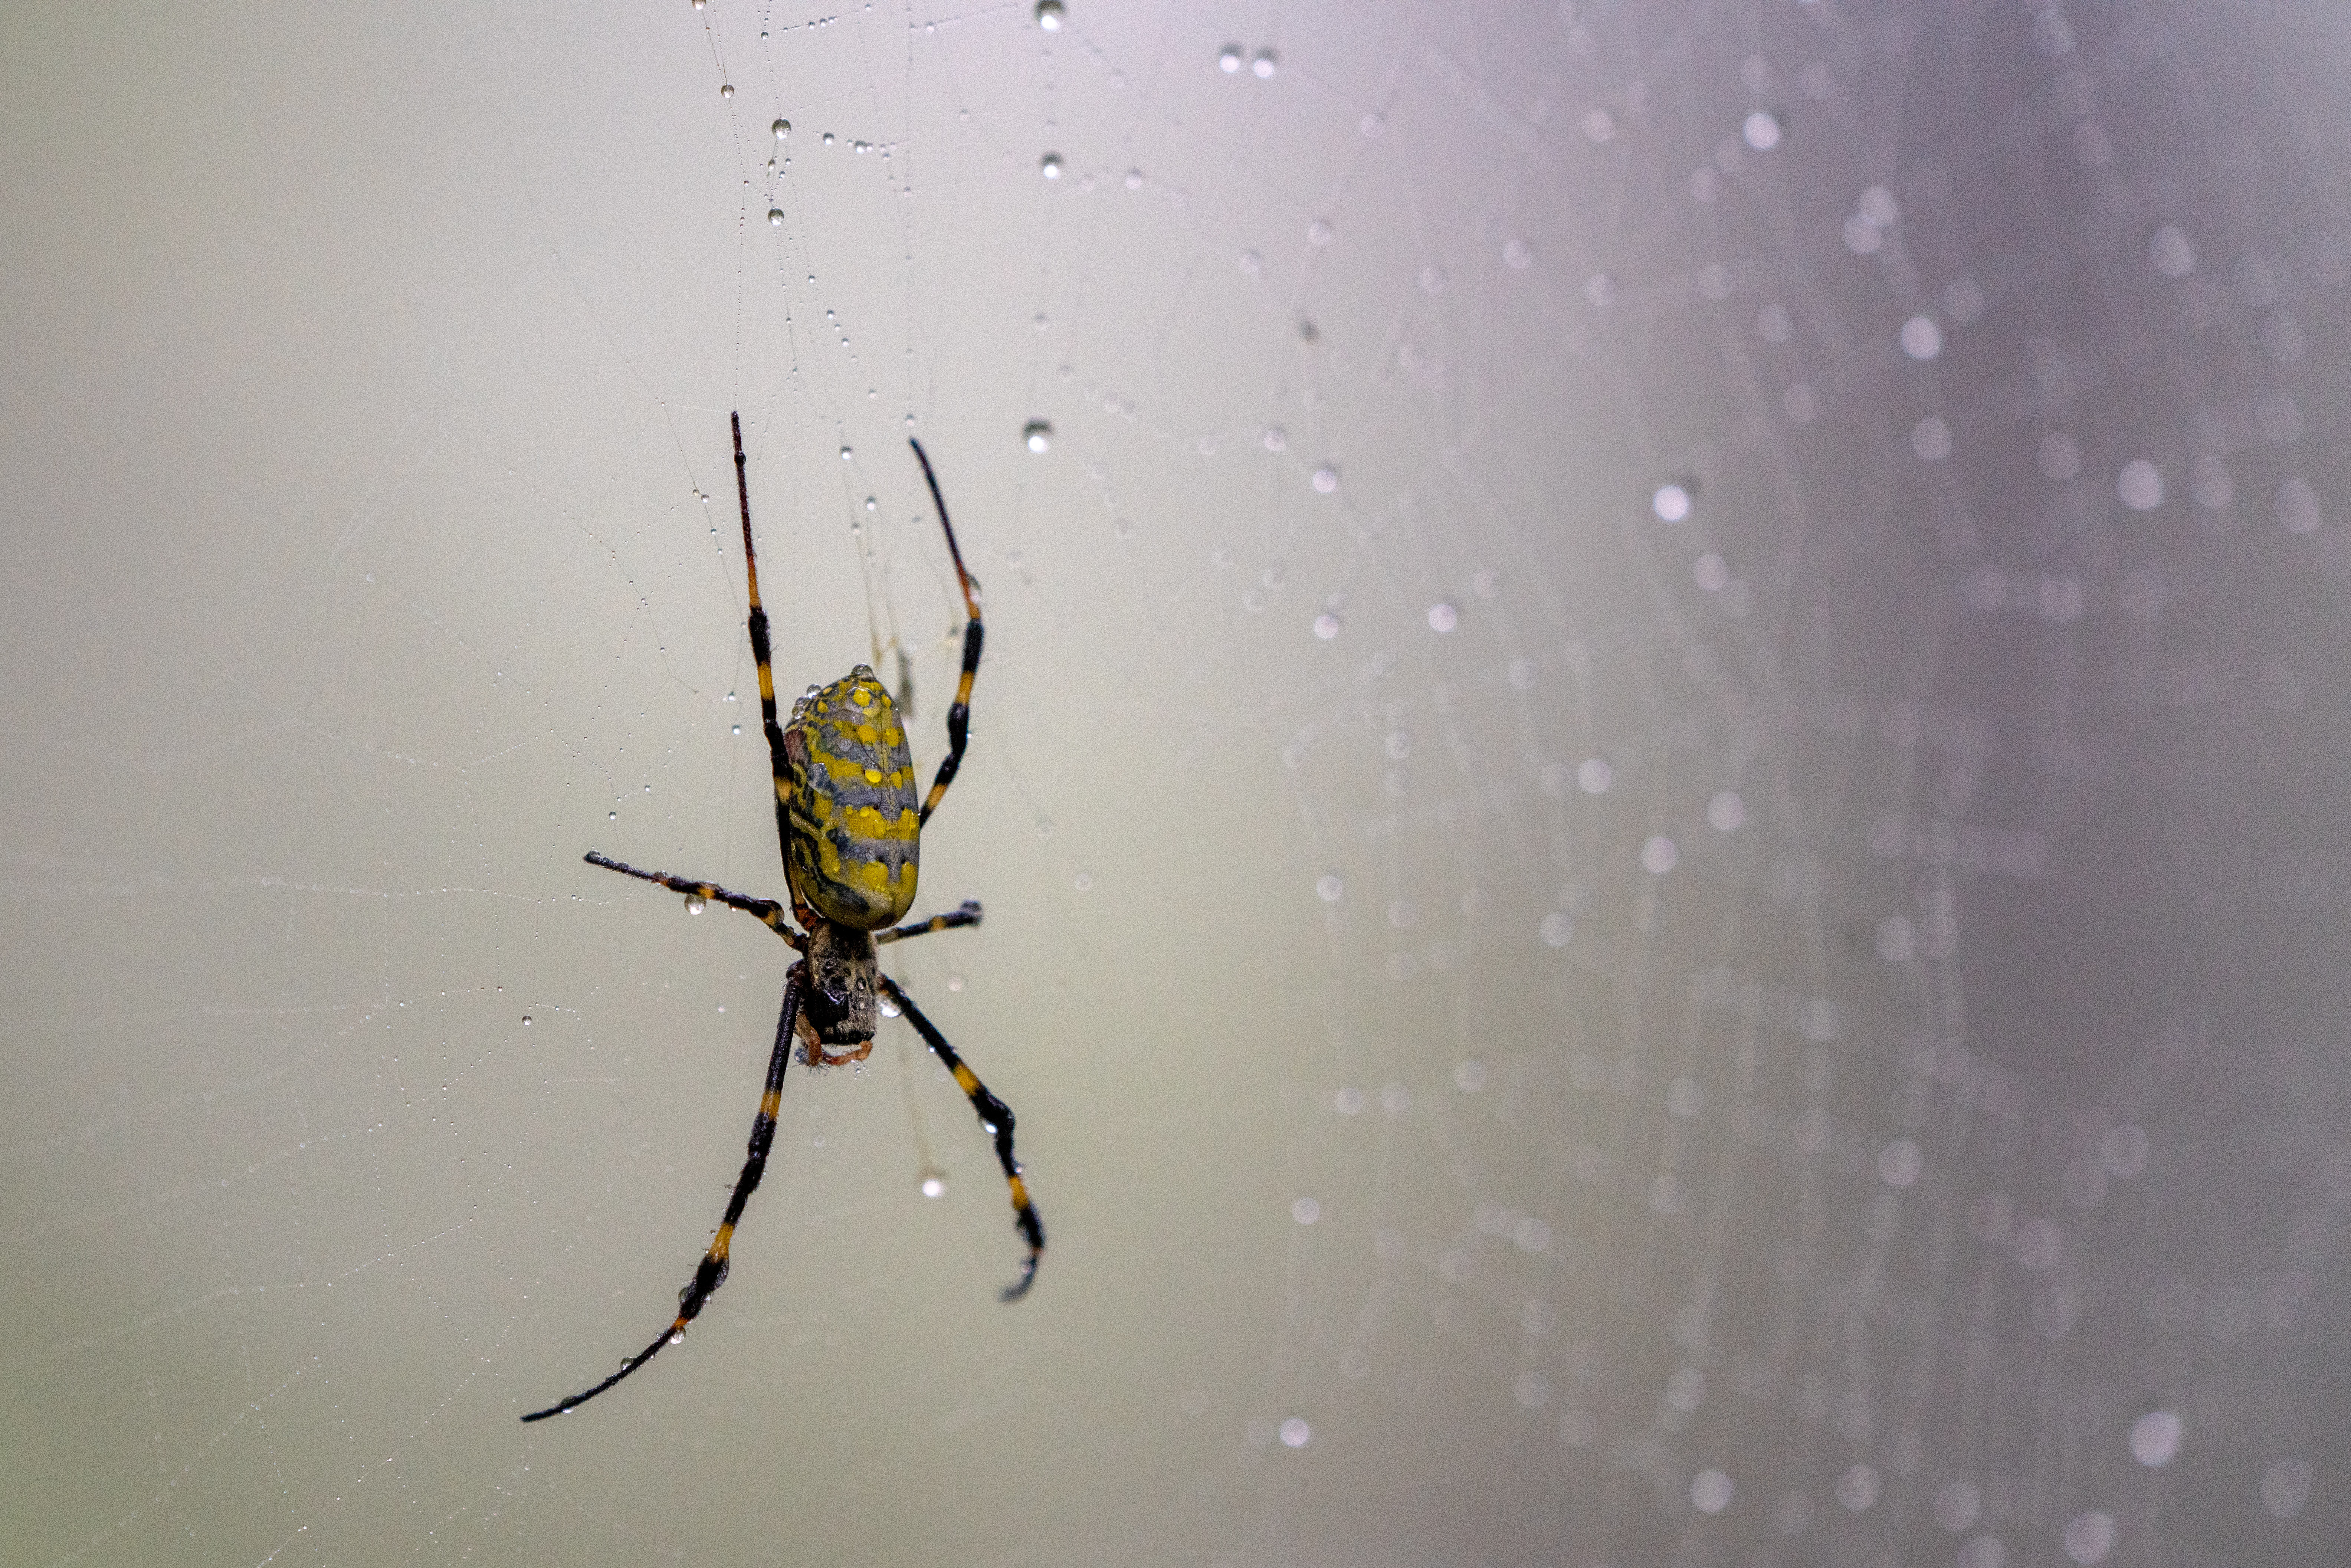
[521, 412, 1041, 1423]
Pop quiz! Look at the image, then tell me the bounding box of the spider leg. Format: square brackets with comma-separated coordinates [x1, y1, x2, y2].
[582, 850, 801, 946]
[875, 972, 1042, 1301]
[873, 899, 982, 945]
[725, 413, 817, 899]
[906, 439, 983, 829]
[521, 970, 804, 1421]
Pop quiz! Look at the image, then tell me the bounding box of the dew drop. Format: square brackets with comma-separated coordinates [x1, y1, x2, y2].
[1024, 419, 1054, 453]
[839, 445, 853, 461]
[768, 208, 784, 226]
[2130, 1409, 2184, 1467]
[1427, 601, 1458, 632]
[1311, 465, 1338, 493]
[521, 1014, 532, 1026]
[919, 1167, 948, 1198]
[1034, 0, 1063, 28]
[1253, 48, 1278, 78]
[719, 82, 733, 99]
[2064, 1512, 2116, 1565]
[1218, 43, 1243, 72]
[773, 118, 791, 140]
[2149, 224, 2194, 278]
[1313, 613, 1340, 640]
[1040, 151, 1063, 179]
[1124, 168, 1142, 190]
[683, 892, 708, 914]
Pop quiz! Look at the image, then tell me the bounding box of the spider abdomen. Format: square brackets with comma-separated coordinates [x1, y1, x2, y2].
[781, 664, 919, 928]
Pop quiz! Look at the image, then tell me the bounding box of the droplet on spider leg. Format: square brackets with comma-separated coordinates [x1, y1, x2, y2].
[683, 893, 707, 914]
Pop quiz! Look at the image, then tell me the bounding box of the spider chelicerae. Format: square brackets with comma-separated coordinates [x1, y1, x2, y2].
[521, 412, 1041, 1423]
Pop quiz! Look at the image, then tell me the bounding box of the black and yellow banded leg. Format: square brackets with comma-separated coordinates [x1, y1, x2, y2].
[874, 899, 983, 946]
[906, 439, 984, 829]
[521, 972, 804, 1421]
[583, 850, 800, 945]
[729, 411, 803, 878]
[875, 972, 1042, 1301]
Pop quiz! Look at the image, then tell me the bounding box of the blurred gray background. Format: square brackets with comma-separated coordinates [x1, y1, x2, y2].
[6, 0, 2350, 1563]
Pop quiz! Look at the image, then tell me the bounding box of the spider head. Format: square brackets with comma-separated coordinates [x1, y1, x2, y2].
[798, 920, 879, 1063]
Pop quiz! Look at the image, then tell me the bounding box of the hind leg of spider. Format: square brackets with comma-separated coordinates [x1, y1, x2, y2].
[906, 439, 984, 829]
[875, 973, 1042, 1301]
[520, 971, 804, 1422]
[875, 899, 982, 945]
[582, 850, 800, 945]
[719, 411, 818, 893]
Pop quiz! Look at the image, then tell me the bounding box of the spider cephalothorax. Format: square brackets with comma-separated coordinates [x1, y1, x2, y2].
[798, 920, 880, 1063]
[520, 413, 1040, 1424]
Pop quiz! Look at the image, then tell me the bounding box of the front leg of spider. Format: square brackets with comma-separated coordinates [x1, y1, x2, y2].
[879, 974, 1043, 1300]
[520, 973, 803, 1421]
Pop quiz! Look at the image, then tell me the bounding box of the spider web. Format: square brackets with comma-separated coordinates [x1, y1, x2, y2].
[6, 0, 2351, 1564]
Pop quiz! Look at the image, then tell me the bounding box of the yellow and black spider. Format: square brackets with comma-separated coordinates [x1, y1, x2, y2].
[521, 412, 1040, 1423]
